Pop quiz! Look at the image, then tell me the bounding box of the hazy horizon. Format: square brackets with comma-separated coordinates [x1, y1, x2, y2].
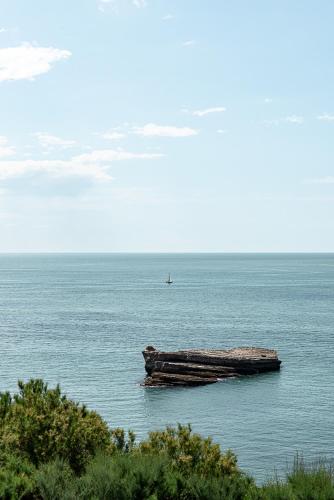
[1, 251, 334, 255]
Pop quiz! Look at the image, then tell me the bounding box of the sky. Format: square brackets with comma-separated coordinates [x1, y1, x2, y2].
[0, 0, 334, 252]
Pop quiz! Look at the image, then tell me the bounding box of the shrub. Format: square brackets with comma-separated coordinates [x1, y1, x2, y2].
[261, 457, 334, 500]
[0, 450, 36, 499]
[138, 423, 239, 478]
[35, 458, 77, 500]
[78, 453, 168, 500]
[77, 452, 255, 500]
[287, 457, 334, 500]
[0, 379, 111, 473]
[109, 428, 136, 454]
[157, 468, 259, 500]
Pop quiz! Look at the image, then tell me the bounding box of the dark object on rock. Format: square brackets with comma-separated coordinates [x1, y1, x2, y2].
[142, 346, 281, 387]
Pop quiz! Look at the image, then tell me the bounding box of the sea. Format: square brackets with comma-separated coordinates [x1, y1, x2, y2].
[0, 253, 333, 481]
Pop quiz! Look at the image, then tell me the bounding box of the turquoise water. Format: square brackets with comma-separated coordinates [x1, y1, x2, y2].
[0, 253, 333, 480]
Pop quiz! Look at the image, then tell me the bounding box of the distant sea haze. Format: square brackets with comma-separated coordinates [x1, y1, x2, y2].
[0, 253, 333, 480]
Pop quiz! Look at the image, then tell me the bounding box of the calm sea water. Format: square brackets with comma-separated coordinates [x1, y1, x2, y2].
[0, 253, 333, 480]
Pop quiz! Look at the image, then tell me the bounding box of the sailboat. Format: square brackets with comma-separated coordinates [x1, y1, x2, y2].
[165, 273, 173, 284]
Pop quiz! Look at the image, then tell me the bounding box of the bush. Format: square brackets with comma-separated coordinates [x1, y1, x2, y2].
[78, 453, 168, 500]
[157, 468, 258, 500]
[262, 457, 334, 500]
[138, 423, 239, 478]
[0, 379, 111, 473]
[0, 451, 36, 499]
[109, 428, 136, 454]
[35, 458, 77, 500]
[76, 452, 255, 500]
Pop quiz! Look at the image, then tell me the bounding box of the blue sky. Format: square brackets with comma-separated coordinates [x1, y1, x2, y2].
[0, 0, 333, 251]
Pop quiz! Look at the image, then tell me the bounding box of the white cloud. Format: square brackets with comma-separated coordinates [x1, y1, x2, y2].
[183, 40, 196, 47]
[0, 159, 111, 182]
[264, 115, 304, 126]
[74, 148, 162, 163]
[264, 97, 273, 103]
[263, 119, 280, 126]
[133, 123, 198, 138]
[101, 131, 126, 140]
[0, 136, 15, 158]
[98, 0, 147, 11]
[0, 43, 71, 82]
[0, 28, 8, 34]
[97, 0, 117, 12]
[317, 113, 334, 121]
[193, 107, 226, 117]
[0, 148, 162, 182]
[284, 115, 304, 124]
[34, 133, 76, 149]
[304, 176, 334, 184]
[133, 0, 147, 7]
[162, 14, 174, 21]
[217, 129, 227, 134]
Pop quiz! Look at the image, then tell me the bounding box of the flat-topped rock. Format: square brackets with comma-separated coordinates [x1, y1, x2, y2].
[142, 346, 281, 387]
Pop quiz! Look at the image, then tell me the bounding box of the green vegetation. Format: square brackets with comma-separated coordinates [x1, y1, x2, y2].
[0, 379, 110, 473]
[0, 380, 332, 499]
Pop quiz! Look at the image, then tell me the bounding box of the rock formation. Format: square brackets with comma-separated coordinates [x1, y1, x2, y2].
[142, 345, 281, 387]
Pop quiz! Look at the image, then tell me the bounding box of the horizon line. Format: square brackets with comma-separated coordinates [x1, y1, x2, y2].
[0, 251, 333, 255]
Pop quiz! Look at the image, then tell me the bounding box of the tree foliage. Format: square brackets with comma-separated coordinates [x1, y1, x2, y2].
[0, 379, 111, 473]
[0, 451, 36, 499]
[138, 423, 239, 478]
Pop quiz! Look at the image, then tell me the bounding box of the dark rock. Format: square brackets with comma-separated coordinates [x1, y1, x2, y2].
[144, 372, 218, 387]
[142, 345, 281, 387]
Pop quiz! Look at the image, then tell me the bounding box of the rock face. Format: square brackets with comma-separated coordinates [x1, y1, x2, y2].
[142, 346, 281, 387]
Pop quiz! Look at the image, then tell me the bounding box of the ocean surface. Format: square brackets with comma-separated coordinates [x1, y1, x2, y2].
[0, 253, 333, 481]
